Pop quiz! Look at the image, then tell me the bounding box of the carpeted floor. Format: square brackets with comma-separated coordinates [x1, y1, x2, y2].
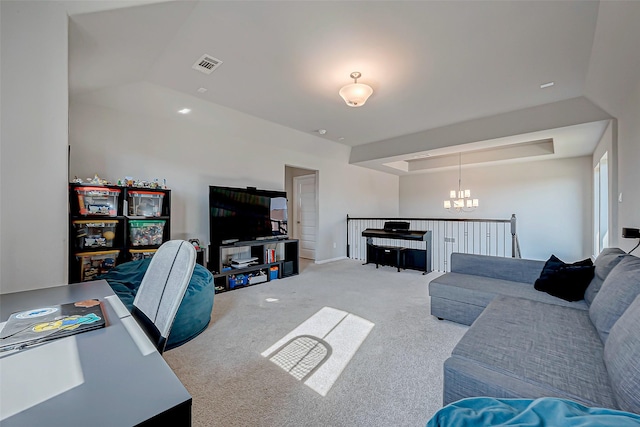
[163, 259, 468, 427]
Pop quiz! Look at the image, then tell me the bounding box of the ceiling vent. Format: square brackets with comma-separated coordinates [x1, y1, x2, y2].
[192, 54, 223, 75]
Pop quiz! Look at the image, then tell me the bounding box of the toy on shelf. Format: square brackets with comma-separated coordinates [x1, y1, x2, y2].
[72, 220, 118, 249]
[119, 176, 168, 189]
[129, 220, 166, 246]
[127, 190, 165, 217]
[77, 250, 119, 281]
[75, 186, 121, 216]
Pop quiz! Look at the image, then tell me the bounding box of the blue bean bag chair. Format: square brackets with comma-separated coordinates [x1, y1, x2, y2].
[427, 397, 640, 427]
[98, 258, 214, 351]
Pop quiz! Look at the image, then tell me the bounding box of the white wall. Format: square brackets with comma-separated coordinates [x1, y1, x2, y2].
[614, 81, 640, 253]
[584, 0, 640, 254]
[0, 1, 69, 293]
[69, 83, 399, 264]
[592, 120, 618, 253]
[399, 157, 592, 261]
[0, 0, 171, 294]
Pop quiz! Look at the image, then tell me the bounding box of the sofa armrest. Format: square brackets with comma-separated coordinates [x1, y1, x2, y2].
[450, 253, 545, 284]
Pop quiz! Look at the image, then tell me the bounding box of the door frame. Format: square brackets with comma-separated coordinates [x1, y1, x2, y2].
[292, 172, 318, 260]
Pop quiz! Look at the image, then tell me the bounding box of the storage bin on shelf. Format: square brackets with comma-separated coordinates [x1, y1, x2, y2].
[75, 186, 120, 216]
[127, 190, 164, 217]
[72, 219, 118, 249]
[229, 274, 248, 289]
[129, 219, 166, 246]
[129, 248, 158, 261]
[77, 250, 120, 282]
[270, 266, 279, 280]
[249, 272, 268, 285]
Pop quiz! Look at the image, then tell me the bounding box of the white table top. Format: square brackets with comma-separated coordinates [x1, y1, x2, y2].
[0, 280, 191, 426]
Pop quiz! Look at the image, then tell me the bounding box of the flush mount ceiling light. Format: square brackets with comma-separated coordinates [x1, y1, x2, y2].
[339, 72, 373, 107]
[177, 108, 191, 114]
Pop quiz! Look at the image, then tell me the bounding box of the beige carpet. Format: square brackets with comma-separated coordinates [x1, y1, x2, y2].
[163, 259, 468, 427]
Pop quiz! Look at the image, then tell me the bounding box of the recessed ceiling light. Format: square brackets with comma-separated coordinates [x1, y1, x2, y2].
[540, 82, 555, 89]
[197, 87, 207, 94]
[178, 108, 191, 114]
[317, 129, 327, 135]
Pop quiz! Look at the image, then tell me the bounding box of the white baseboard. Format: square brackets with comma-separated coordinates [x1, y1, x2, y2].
[314, 256, 347, 265]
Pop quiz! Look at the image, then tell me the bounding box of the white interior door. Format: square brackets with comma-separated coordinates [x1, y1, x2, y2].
[293, 174, 317, 260]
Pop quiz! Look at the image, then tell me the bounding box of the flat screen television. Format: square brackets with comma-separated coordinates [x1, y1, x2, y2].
[209, 185, 288, 244]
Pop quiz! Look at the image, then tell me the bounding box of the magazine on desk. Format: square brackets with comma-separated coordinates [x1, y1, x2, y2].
[0, 299, 106, 352]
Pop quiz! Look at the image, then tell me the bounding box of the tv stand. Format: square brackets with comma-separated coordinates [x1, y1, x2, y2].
[209, 239, 299, 293]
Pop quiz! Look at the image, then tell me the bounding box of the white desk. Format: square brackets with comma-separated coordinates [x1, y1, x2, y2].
[0, 280, 191, 426]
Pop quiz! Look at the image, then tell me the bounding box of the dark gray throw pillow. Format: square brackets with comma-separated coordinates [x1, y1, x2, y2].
[534, 254, 594, 302]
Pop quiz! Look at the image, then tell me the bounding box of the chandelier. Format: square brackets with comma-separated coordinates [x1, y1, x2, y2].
[339, 72, 373, 107]
[444, 153, 479, 212]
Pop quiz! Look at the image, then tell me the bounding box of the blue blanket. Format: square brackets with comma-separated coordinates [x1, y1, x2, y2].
[427, 397, 640, 426]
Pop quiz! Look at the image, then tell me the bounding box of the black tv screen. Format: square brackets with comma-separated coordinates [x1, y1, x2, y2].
[209, 186, 288, 244]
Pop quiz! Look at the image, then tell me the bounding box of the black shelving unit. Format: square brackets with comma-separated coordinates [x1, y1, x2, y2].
[68, 183, 171, 283]
[209, 239, 299, 293]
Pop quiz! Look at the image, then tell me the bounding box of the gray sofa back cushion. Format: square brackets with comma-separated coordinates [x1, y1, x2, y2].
[604, 294, 640, 413]
[584, 247, 627, 305]
[589, 255, 640, 343]
[450, 253, 544, 284]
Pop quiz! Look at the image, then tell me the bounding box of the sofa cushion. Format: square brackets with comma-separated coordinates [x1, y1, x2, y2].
[584, 248, 627, 306]
[604, 294, 640, 413]
[450, 253, 544, 284]
[589, 255, 640, 343]
[430, 273, 588, 310]
[534, 255, 594, 302]
[449, 296, 615, 408]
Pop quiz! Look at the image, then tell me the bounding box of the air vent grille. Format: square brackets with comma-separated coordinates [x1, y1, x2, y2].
[192, 54, 223, 75]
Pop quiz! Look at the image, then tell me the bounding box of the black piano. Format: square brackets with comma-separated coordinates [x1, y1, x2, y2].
[362, 221, 432, 273]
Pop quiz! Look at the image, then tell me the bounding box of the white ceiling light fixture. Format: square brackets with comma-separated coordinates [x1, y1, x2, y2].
[444, 153, 479, 212]
[339, 72, 373, 107]
[177, 108, 191, 114]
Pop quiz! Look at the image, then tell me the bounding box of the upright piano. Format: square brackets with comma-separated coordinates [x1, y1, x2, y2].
[361, 221, 432, 273]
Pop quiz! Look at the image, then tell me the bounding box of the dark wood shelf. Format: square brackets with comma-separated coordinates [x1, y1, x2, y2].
[68, 183, 172, 283]
[209, 239, 299, 293]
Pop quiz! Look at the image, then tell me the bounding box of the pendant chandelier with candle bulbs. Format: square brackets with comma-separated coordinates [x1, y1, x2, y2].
[444, 153, 479, 212]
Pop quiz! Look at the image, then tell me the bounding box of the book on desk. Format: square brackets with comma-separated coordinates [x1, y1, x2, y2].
[0, 299, 106, 352]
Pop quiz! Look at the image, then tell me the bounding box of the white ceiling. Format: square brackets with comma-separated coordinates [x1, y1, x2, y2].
[69, 0, 626, 175]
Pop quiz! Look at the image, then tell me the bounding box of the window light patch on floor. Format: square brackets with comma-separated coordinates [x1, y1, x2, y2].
[262, 307, 374, 396]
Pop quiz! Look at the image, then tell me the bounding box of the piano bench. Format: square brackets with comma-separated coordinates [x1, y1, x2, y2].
[373, 245, 407, 272]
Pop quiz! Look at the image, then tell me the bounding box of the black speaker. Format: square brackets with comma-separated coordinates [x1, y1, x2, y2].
[622, 228, 640, 239]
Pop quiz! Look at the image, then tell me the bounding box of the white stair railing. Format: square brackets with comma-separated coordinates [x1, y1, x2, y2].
[347, 214, 518, 272]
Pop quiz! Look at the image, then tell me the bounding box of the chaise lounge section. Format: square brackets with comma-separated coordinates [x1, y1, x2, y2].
[429, 248, 626, 326]
[430, 248, 640, 414]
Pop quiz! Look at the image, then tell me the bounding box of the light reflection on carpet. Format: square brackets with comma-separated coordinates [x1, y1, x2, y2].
[262, 307, 374, 396]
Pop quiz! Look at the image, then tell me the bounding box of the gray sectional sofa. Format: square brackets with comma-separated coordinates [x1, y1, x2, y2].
[429, 248, 640, 414]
